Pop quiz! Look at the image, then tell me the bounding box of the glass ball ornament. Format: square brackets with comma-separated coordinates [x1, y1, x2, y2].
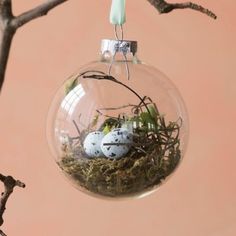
[47, 39, 189, 199]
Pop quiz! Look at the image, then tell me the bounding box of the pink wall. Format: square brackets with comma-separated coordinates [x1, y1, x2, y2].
[0, 0, 235, 235]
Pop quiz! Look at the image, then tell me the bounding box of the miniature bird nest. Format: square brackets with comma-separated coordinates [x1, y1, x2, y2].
[59, 137, 181, 198]
[58, 71, 182, 198]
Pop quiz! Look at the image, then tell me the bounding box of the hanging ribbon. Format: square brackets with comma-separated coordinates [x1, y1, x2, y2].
[109, 0, 129, 80]
[110, 0, 126, 25]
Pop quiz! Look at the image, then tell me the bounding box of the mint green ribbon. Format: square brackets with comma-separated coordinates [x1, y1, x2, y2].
[110, 0, 126, 25]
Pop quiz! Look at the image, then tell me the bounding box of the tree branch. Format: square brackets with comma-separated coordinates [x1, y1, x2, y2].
[11, 0, 69, 29]
[0, 0, 69, 92]
[0, 27, 15, 93]
[0, 229, 7, 236]
[0, 0, 13, 20]
[147, 0, 217, 19]
[0, 174, 25, 236]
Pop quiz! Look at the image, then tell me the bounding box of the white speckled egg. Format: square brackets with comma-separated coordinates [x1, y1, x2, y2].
[101, 128, 133, 159]
[83, 131, 105, 158]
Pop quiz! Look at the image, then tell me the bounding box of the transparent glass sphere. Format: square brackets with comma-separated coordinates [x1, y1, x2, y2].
[47, 40, 189, 199]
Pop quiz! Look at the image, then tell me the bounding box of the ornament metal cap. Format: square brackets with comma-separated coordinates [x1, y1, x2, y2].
[101, 39, 137, 56]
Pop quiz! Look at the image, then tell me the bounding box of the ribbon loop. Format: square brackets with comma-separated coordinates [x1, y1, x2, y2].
[110, 0, 126, 25]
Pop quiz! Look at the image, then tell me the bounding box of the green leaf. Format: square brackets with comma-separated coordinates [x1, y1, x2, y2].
[148, 105, 158, 121]
[103, 125, 111, 135]
[91, 114, 99, 128]
[65, 78, 78, 95]
[140, 112, 154, 125]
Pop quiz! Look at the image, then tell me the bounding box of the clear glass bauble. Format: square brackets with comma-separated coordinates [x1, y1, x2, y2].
[47, 40, 189, 199]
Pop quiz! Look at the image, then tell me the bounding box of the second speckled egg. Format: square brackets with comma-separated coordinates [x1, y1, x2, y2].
[101, 128, 133, 159]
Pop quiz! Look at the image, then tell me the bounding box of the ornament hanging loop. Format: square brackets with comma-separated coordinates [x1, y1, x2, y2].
[109, 0, 130, 80]
[114, 24, 124, 42]
[109, 25, 130, 80]
[108, 35, 131, 80]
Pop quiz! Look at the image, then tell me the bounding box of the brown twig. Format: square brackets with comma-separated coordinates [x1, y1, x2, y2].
[10, 0, 69, 29]
[82, 71, 152, 115]
[147, 0, 217, 19]
[0, 229, 7, 236]
[0, 2, 70, 233]
[0, 0, 69, 92]
[0, 174, 25, 236]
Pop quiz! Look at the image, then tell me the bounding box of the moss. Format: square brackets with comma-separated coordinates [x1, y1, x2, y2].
[58, 140, 181, 198]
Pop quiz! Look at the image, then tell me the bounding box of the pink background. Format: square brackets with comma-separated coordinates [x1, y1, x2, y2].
[0, 0, 236, 235]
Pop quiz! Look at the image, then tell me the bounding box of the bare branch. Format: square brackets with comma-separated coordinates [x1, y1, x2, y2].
[0, 174, 25, 234]
[0, 0, 13, 20]
[0, 0, 69, 92]
[11, 0, 69, 29]
[0, 27, 15, 93]
[0, 229, 6, 236]
[147, 0, 217, 19]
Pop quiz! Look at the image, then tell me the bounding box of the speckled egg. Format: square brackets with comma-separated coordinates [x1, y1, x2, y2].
[101, 128, 133, 159]
[83, 131, 105, 158]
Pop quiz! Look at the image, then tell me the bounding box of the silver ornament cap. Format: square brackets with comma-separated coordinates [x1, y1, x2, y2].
[101, 39, 138, 56]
